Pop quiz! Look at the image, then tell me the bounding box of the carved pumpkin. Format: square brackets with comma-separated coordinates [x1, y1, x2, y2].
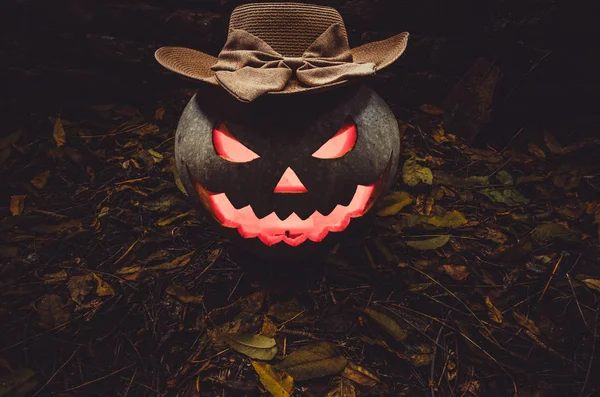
[175, 83, 400, 260]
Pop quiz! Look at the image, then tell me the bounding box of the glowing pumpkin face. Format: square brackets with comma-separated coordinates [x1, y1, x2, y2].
[175, 84, 400, 260]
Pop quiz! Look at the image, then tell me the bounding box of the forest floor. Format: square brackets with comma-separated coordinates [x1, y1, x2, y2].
[1, 88, 600, 397]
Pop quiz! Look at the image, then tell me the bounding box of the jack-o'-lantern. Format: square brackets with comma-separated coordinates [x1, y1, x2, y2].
[155, 3, 409, 261]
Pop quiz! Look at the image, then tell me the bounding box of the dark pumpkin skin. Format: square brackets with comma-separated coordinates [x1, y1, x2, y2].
[175, 83, 400, 262]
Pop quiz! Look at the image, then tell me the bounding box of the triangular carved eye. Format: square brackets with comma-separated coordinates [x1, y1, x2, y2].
[213, 122, 260, 163]
[312, 120, 357, 159]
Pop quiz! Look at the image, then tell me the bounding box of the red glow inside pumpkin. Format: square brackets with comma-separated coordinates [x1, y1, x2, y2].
[312, 121, 357, 159]
[213, 122, 260, 162]
[195, 182, 375, 246]
[274, 167, 308, 193]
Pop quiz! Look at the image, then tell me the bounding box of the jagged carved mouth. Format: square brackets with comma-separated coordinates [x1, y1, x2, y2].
[194, 182, 379, 247]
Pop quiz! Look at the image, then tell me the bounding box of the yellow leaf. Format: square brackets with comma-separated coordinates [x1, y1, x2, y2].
[147, 149, 164, 163]
[92, 273, 115, 296]
[31, 170, 50, 189]
[342, 362, 380, 387]
[154, 107, 166, 120]
[157, 211, 189, 227]
[406, 235, 450, 250]
[376, 191, 413, 217]
[441, 264, 469, 281]
[402, 157, 433, 187]
[484, 296, 503, 324]
[424, 210, 468, 227]
[53, 117, 66, 147]
[252, 361, 293, 397]
[582, 279, 600, 293]
[325, 377, 356, 397]
[10, 195, 26, 216]
[174, 166, 188, 196]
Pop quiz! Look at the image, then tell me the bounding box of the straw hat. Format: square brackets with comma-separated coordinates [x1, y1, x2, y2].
[155, 2, 409, 102]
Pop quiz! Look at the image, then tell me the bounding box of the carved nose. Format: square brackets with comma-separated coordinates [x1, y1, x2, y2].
[274, 167, 307, 193]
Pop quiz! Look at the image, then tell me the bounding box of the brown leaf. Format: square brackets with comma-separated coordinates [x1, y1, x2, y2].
[419, 104, 444, 115]
[441, 264, 469, 281]
[512, 311, 542, 336]
[43, 270, 69, 284]
[154, 107, 166, 120]
[544, 129, 563, 154]
[527, 143, 546, 160]
[166, 284, 203, 304]
[342, 362, 380, 387]
[406, 235, 450, 250]
[148, 251, 194, 271]
[53, 117, 66, 147]
[275, 342, 347, 381]
[261, 315, 278, 338]
[484, 296, 503, 324]
[37, 294, 70, 329]
[424, 210, 468, 227]
[10, 195, 26, 216]
[361, 307, 408, 343]
[325, 377, 356, 397]
[31, 170, 50, 189]
[409, 344, 434, 367]
[0, 245, 19, 259]
[67, 274, 95, 305]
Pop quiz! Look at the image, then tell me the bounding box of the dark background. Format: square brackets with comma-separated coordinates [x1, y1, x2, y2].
[0, 0, 598, 145]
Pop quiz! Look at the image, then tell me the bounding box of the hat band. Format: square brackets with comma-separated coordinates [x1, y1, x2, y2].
[210, 23, 376, 102]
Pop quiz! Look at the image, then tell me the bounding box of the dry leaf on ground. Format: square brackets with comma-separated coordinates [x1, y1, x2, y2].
[252, 361, 294, 397]
[275, 342, 347, 381]
[223, 333, 278, 361]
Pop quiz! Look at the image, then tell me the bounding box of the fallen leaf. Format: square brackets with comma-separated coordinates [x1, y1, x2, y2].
[157, 211, 189, 227]
[342, 362, 380, 387]
[424, 210, 467, 227]
[261, 316, 278, 338]
[0, 367, 37, 397]
[147, 149, 164, 163]
[30, 170, 50, 189]
[325, 377, 356, 397]
[402, 157, 433, 187]
[527, 143, 546, 160]
[67, 274, 95, 304]
[419, 104, 444, 115]
[37, 294, 70, 329]
[544, 130, 563, 154]
[0, 130, 22, 150]
[252, 361, 293, 397]
[223, 333, 277, 360]
[582, 279, 600, 293]
[495, 170, 514, 186]
[174, 166, 188, 196]
[53, 117, 66, 147]
[10, 195, 26, 216]
[92, 273, 115, 297]
[148, 251, 195, 271]
[409, 344, 433, 367]
[377, 191, 413, 217]
[166, 284, 203, 304]
[484, 296, 503, 324]
[0, 245, 19, 259]
[275, 342, 347, 381]
[154, 107, 166, 120]
[361, 307, 408, 343]
[43, 270, 69, 284]
[29, 219, 82, 235]
[441, 264, 469, 281]
[531, 223, 576, 243]
[512, 311, 542, 336]
[406, 235, 450, 250]
[480, 188, 530, 206]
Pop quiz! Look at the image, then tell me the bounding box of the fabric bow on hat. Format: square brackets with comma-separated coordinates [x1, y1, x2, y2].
[210, 24, 377, 102]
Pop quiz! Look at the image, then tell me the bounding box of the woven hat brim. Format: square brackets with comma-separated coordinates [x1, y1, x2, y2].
[154, 31, 409, 95]
[155, 47, 219, 84]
